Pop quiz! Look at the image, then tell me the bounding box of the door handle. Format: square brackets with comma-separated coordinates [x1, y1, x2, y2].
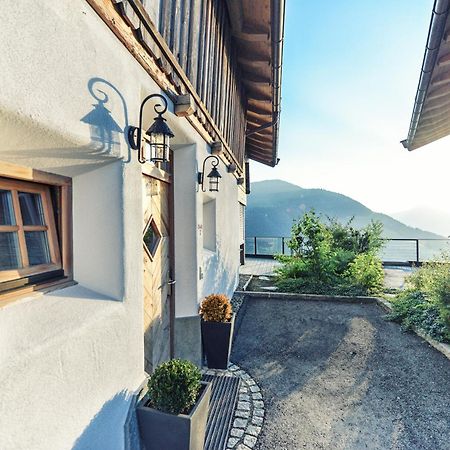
[167, 279, 176, 285]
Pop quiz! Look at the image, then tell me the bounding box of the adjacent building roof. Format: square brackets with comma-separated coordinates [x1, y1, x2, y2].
[227, 0, 285, 166]
[402, 0, 450, 151]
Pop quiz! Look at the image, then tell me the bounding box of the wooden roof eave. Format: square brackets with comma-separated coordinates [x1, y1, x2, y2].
[226, 0, 285, 166]
[403, 1, 450, 150]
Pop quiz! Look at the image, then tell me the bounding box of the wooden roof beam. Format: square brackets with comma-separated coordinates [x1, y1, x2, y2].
[248, 95, 272, 103]
[247, 109, 272, 119]
[422, 103, 450, 120]
[430, 69, 450, 87]
[246, 135, 273, 145]
[246, 119, 273, 130]
[233, 28, 270, 42]
[247, 106, 272, 116]
[246, 118, 274, 129]
[438, 51, 450, 67]
[423, 94, 450, 109]
[416, 122, 450, 138]
[246, 146, 273, 158]
[419, 114, 450, 129]
[247, 142, 273, 151]
[242, 73, 271, 84]
[226, 0, 269, 41]
[426, 84, 450, 101]
[238, 55, 270, 65]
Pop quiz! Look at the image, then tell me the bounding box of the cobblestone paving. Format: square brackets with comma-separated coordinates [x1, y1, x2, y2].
[202, 363, 265, 450]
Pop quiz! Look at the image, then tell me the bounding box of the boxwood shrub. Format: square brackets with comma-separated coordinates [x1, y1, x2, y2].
[147, 359, 201, 415]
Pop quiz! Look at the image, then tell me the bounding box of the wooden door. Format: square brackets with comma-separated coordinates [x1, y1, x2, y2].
[142, 172, 172, 374]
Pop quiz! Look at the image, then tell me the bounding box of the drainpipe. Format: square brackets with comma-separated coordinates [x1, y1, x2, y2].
[402, 0, 450, 150]
[270, 0, 286, 166]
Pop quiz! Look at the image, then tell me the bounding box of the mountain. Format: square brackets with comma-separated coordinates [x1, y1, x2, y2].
[392, 207, 450, 238]
[246, 180, 443, 239]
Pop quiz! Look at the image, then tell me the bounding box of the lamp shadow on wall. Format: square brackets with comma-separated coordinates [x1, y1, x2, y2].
[82, 77, 132, 163]
[0, 77, 132, 175]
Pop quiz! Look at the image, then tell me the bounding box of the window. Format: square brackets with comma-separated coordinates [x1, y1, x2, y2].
[203, 198, 216, 252]
[0, 164, 72, 297]
[239, 202, 245, 244]
[0, 178, 61, 281]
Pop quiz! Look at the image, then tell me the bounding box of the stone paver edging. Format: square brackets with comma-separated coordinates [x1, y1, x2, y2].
[236, 290, 380, 303]
[202, 363, 265, 450]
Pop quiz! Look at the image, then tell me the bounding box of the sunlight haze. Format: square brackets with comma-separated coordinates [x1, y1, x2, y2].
[251, 0, 450, 215]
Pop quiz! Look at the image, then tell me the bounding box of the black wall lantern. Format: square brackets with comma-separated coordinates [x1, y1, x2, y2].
[198, 155, 222, 192]
[128, 93, 174, 164]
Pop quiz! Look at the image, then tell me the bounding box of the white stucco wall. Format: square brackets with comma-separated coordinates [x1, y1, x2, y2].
[173, 142, 241, 318]
[0, 2, 147, 448]
[0, 1, 243, 448]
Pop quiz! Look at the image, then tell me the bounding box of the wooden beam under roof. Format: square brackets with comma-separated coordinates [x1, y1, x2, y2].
[422, 103, 450, 120]
[438, 51, 450, 66]
[416, 119, 450, 136]
[403, 3, 450, 150]
[247, 123, 273, 136]
[246, 147, 273, 161]
[247, 104, 272, 116]
[246, 135, 272, 146]
[426, 84, 450, 101]
[430, 68, 450, 86]
[227, 0, 284, 166]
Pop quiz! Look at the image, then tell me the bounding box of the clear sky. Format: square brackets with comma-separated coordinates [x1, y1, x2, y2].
[251, 0, 450, 214]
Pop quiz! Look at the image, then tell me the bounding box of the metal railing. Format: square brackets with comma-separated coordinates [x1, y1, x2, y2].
[245, 237, 450, 266]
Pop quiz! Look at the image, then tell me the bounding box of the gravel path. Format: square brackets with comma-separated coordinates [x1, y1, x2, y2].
[231, 297, 450, 450]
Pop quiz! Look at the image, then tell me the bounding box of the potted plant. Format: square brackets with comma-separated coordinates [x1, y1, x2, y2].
[200, 294, 235, 369]
[137, 359, 211, 450]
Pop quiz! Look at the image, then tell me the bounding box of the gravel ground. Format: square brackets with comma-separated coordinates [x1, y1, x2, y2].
[231, 297, 450, 450]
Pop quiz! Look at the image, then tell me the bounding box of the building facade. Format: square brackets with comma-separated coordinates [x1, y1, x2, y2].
[0, 1, 284, 448]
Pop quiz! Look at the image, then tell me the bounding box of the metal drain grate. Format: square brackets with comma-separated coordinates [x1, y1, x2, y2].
[202, 374, 241, 450]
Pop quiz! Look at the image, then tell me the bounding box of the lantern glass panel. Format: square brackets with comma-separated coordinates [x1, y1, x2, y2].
[209, 177, 219, 192]
[149, 132, 170, 162]
[143, 141, 151, 161]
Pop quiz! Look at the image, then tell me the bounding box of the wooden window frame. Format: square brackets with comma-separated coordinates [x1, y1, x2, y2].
[0, 162, 72, 297]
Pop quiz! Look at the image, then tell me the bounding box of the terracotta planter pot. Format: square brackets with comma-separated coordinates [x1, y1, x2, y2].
[137, 381, 211, 450]
[201, 314, 235, 369]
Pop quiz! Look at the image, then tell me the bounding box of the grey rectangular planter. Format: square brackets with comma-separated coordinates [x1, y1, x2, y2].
[137, 381, 211, 450]
[201, 315, 235, 369]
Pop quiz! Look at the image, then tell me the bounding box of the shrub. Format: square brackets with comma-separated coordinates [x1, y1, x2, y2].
[333, 248, 357, 275]
[275, 278, 367, 296]
[276, 211, 384, 295]
[147, 359, 201, 415]
[328, 217, 383, 254]
[345, 252, 384, 294]
[388, 291, 450, 343]
[387, 257, 450, 342]
[275, 257, 310, 279]
[200, 294, 232, 322]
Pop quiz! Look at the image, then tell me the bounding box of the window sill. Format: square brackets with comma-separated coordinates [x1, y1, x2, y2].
[0, 278, 76, 308]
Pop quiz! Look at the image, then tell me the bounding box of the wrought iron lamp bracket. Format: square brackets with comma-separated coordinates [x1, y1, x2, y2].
[198, 155, 220, 192]
[127, 93, 169, 163]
